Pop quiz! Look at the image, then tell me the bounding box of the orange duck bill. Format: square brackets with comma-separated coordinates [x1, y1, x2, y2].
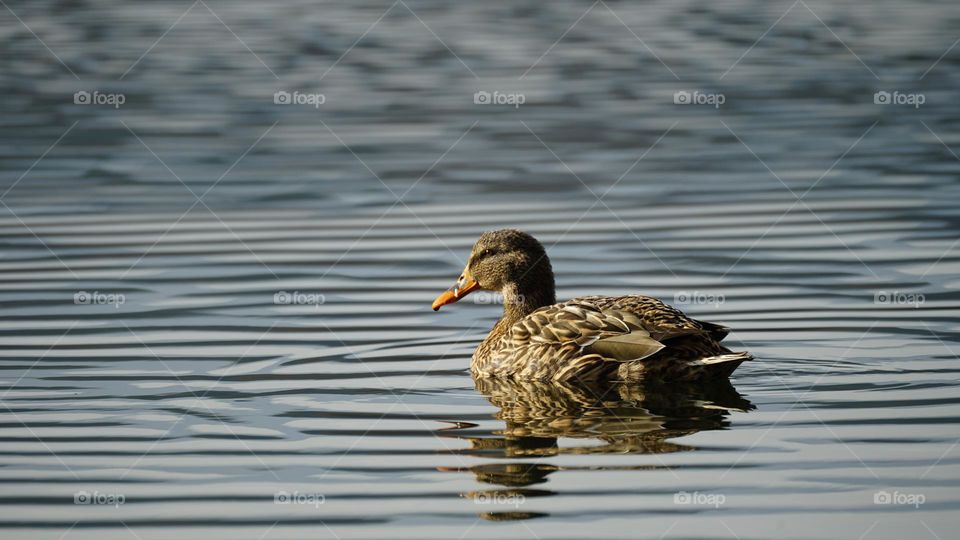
[432, 275, 481, 311]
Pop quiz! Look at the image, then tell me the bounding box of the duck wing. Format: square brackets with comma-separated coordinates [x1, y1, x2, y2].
[572, 295, 730, 341]
[499, 301, 667, 381]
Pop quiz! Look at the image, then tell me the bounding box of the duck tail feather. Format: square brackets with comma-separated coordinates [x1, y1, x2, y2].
[696, 351, 752, 365]
[694, 319, 731, 341]
[688, 351, 752, 378]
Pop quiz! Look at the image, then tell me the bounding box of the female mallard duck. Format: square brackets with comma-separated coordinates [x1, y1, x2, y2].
[432, 229, 751, 382]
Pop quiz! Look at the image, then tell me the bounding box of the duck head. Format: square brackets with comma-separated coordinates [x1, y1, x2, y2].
[432, 229, 556, 317]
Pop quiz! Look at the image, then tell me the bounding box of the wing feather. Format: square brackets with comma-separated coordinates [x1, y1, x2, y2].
[572, 295, 722, 341]
[478, 295, 741, 382]
[491, 301, 669, 380]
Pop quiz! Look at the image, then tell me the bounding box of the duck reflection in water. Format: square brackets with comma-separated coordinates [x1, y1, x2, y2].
[438, 377, 753, 521]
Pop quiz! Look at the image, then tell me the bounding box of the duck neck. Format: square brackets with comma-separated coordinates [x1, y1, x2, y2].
[472, 255, 556, 375]
[500, 275, 555, 325]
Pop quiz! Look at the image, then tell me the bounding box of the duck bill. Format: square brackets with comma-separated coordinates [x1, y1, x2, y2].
[432, 277, 480, 311]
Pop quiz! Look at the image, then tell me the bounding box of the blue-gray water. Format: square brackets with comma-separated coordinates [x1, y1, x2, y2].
[1, 0, 959, 538]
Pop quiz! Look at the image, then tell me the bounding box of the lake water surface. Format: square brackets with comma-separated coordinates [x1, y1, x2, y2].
[1, 0, 959, 538]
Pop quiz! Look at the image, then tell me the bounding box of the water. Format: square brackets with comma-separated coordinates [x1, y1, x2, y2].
[1, 0, 959, 538]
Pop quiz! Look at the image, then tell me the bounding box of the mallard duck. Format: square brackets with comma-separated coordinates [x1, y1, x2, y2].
[431, 229, 752, 382]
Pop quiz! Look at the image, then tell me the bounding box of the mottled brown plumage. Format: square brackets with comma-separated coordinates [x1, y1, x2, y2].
[432, 229, 752, 382]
